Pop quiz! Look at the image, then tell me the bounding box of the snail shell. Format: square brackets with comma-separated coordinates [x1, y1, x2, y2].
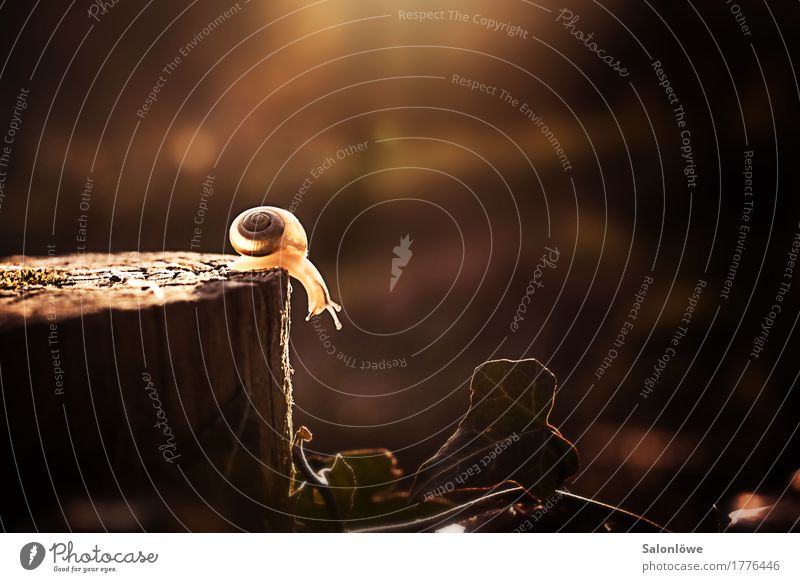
[228, 205, 342, 330]
[229, 207, 286, 256]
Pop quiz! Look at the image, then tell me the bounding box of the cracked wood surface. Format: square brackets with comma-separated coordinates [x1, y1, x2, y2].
[0, 252, 244, 329]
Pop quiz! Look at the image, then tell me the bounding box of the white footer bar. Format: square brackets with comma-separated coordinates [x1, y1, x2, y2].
[1, 533, 796, 581]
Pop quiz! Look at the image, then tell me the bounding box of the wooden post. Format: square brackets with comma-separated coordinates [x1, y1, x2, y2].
[0, 252, 294, 532]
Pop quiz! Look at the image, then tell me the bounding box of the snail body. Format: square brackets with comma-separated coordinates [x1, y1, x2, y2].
[229, 206, 342, 330]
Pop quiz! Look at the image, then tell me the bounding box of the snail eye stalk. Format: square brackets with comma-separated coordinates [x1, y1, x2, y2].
[229, 206, 342, 330]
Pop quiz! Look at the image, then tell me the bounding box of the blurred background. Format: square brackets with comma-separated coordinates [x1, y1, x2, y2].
[1, 0, 799, 531]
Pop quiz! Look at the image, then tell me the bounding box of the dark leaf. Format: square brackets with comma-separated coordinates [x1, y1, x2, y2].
[291, 427, 355, 529]
[293, 445, 451, 530]
[410, 358, 578, 502]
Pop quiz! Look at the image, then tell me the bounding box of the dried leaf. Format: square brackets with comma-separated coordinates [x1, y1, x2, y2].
[294, 447, 450, 530]
[410, 358, 578, 501]
[291, 427, 355, 528]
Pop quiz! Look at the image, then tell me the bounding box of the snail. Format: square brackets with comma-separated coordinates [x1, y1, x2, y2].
[229, 206, 342, 330]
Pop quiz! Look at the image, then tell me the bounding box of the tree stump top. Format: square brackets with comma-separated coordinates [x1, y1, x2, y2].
[0, 252, 273, 329]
